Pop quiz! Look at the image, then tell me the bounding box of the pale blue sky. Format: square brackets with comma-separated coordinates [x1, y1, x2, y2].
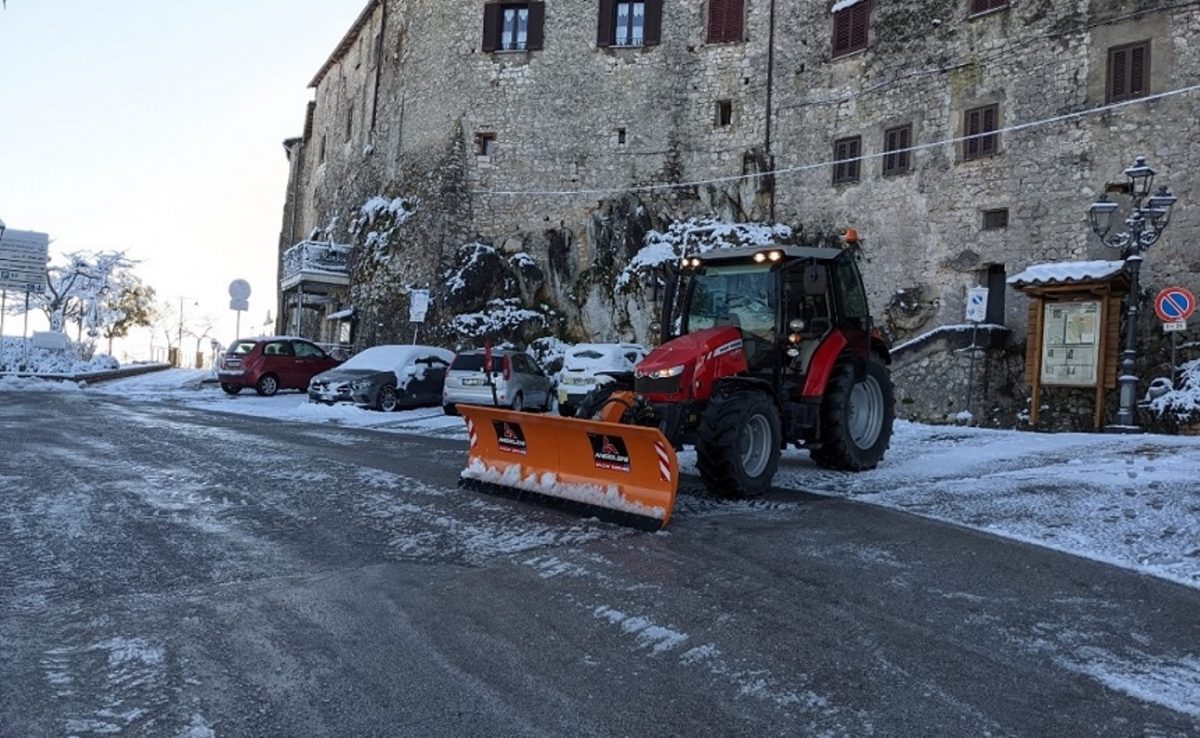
[0, 1, 366, 348]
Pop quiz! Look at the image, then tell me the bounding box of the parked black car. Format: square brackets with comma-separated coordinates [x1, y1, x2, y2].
[308, 345, 454, 411]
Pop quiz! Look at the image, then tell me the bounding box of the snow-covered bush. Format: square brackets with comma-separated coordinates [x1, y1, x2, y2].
[0, 336, 119, 375]
[451, 299, 560, 344]
[350, 195, 418, 263]
[1149, 358, 1200, 421]
[616, 218, 794, 289]
[528, 336, 571, 374]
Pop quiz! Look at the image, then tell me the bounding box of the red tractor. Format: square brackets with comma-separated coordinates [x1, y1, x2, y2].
[458, 239, 895, 529]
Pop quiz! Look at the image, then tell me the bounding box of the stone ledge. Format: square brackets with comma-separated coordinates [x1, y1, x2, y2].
[891, 324, 1011, 368]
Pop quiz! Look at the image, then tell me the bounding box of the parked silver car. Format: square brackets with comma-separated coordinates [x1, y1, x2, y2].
[442, 349, 553, 414]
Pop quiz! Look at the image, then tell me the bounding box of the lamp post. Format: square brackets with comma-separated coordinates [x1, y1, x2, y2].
[1087, 156, 1177, 431]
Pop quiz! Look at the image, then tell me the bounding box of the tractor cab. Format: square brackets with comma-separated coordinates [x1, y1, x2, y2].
[665, 244, 881, 393]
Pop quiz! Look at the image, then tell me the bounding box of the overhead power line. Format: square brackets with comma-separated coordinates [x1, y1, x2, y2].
[477, 82, 1200, 198]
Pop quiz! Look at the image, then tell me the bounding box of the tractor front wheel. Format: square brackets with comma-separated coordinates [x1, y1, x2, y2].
[696, 389, 781, 498]
[811, 357, 895, 471]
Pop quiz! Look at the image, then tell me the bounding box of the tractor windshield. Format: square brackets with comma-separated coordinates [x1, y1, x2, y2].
[685, 264, 777, 340]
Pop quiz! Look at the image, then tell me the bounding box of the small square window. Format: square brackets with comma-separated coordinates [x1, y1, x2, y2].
[715, 100, 733, 127]
[476, 132, 497, 157]
[616, 128, 627, 145]
[882, 124, 912, 176]
[1107, 40, 1150, 103]
[319, 135, 326, 164]
[832, 135, 862, 184]
[345, 104, 354, 140]
[963, 104, 999, 160]
[982, 208, 1009, 230]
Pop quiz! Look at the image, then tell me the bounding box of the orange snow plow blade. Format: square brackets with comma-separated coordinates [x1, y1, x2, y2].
[457, 404, 680, 530]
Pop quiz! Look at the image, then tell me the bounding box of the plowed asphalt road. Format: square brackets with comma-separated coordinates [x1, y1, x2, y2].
[1, 391, 1197, 736]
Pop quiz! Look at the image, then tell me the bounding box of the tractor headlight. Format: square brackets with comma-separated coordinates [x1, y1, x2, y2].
[649, 364, 685, 379]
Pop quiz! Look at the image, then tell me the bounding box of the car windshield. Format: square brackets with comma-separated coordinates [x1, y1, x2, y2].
[686, 264, 777, 338]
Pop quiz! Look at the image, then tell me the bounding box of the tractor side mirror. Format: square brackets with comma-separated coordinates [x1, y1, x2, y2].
[802, 265, 827, 297]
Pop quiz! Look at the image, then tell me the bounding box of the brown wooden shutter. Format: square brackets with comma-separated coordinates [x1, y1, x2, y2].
[1130, 44, 1147, 96]
[897, 125, 910, 170]
[982, 105, 997, 154]
[597, 0, 615, 47]
[708, 0, 726, 43]
[527, 2, 546, 50]
[727, 0, 744, 41]
[481, 3, 500, 52]
[849, 2, 869, 50]
[644, 0, 663, 45]
[833, 12, 850, 55]
[964, 108, 981, 158]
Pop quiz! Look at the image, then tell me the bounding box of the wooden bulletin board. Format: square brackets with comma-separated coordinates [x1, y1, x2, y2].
[1020, 284, 1124, 429]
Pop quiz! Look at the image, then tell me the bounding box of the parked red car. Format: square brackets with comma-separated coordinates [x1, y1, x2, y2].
[216, 336, 341, 396]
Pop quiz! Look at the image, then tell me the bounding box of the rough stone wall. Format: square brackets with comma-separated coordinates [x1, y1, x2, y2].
[771, 0, 1199, 339]
[277, 0, 1200, 423]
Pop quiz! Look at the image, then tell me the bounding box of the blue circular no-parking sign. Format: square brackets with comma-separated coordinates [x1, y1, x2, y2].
[1155, 287, 1196, 322]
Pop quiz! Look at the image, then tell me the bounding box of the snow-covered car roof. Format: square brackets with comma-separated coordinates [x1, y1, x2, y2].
[563, 343, 646, 371]
[339, 345, 454, 371]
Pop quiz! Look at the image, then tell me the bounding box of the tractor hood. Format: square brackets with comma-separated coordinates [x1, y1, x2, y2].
[636, 326, 748, 401]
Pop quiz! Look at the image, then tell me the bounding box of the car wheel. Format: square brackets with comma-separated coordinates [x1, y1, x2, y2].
[255, 374, 280, 397]
[511, 392, 524, 412]
[443, 403, 459, 416]
[376, 384, 399, 412]
[220, 383, 242, 395]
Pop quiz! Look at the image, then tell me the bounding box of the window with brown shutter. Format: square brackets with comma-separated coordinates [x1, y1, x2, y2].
[832, 136, 862, 184]
[598, 0, 662, 47]
[969, 0, 1008, 16]
[482, 2, 545, 52]
[832, 0, 870, 58]
[707, 0, 745, 44]
[882, 124, 912, 176]
[963, 104, 999, 160]
[1107, 41, 1150, 103]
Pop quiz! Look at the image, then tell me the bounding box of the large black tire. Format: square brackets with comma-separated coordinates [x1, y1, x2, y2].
[255, 374, 280, 397]
[376, 383, 398, 412]
[220, 383, 242, 395]
[443, 403, 459, 416]
[811, 357, 895, 471]
[511, 391, 524, 412]
[696, 389, 781, 498]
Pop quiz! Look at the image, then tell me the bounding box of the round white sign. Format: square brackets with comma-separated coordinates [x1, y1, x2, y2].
[228, 279, 252, 300]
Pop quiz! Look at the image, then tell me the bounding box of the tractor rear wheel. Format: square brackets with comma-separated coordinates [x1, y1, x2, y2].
[811, 356, 895, 471]
[696, 389, 781, 498]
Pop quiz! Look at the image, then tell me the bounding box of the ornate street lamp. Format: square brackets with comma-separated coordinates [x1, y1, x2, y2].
[1087, 156, 1177, 431]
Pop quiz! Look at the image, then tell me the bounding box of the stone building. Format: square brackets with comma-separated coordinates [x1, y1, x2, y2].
[276, 0, 1199, 423]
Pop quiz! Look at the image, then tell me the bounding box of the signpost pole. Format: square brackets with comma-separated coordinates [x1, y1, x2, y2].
[1171, 331, 1178, 386]
[962, 286, 989, 420]
[22, 287, 30, 368]
[0, 289, 6, 371]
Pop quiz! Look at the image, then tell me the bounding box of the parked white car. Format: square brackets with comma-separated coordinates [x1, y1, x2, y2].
[556, 342, 647, 415]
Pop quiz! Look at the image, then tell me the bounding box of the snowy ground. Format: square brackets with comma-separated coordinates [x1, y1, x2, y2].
[40, 368, 1194, 591]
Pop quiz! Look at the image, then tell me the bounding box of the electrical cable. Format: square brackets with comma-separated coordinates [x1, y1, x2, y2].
[477, 82, 1200, 197]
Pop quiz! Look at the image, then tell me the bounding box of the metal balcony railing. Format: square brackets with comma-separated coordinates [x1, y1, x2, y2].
[280, 241, 352, 290]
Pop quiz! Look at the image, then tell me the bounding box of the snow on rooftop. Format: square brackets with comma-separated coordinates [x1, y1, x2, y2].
[327, 307, 354, 321]
[1008, 260, 1126, 286]
[831, 0, 866, 11]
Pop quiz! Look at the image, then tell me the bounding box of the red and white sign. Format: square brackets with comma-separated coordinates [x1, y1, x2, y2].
[1154, 287, 1195, 323]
